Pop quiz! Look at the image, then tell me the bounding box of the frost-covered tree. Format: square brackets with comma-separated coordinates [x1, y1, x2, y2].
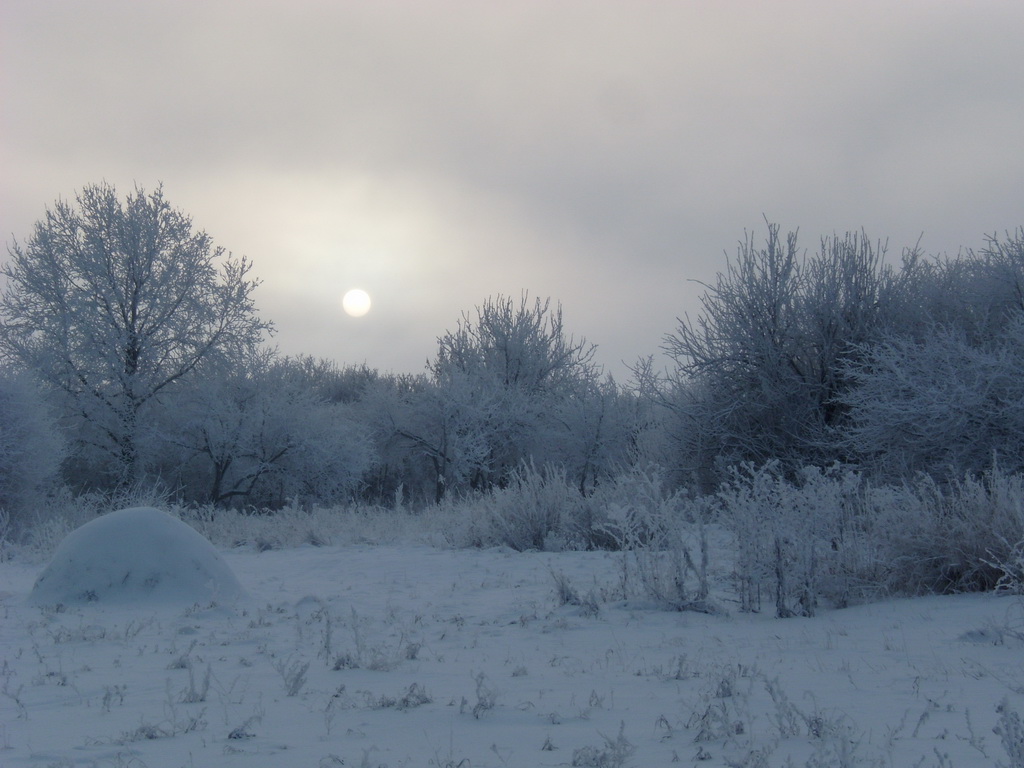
[841, 316, 1024, 479]
[909, 227, 1024, 342]
[546, 375, 641, 494]
[160, 351, 375, 508]
[0, 368, 65, 528]
[262, 355, 385, 405]
[431, 294, 598, 395]
[663, 223, 908, 487]
[0, 183, 270, 488]
[373, 370, 514, 503]
[836, 228, 1024, 480]
[364, 295, 609, 503]
[357, 372, 443, 504]
[426, 294, 601, 495]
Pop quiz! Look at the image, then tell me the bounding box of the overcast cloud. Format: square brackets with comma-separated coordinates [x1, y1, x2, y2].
[2, 1, 1022, 379]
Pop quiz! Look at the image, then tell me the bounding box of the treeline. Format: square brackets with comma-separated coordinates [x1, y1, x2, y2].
[662, 222, 1024, 488]
[1, 184, 1022, 534]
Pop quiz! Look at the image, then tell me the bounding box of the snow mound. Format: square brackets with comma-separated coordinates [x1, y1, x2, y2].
[30, 507, 245, 606]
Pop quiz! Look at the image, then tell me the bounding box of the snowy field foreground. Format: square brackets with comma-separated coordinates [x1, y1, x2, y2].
[3, 542, 1024, 768]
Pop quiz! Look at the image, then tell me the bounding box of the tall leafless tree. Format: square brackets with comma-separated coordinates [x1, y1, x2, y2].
[0, 182, 271, 487]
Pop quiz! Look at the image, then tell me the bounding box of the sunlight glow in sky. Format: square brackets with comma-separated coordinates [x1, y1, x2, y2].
[2, 1, 1022, 379]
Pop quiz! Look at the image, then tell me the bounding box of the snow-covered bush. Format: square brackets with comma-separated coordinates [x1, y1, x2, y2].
[431, 462, 697, 556]
[871, 467, 1024, 594]
[432, 464, 721, 611]
[988, 540, 1024, 596]
[482, 464, 584, 551]
[715, 462, 888, 615]
[432, 463, 591, 551]
[595, 466, 716, 611]
[712, 461, 1024, 611]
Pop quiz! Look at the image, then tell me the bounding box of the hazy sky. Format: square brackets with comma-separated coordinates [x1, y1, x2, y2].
[3, 1, 1022, 380]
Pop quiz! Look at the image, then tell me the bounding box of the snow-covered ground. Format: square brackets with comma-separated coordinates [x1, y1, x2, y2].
[3, 540, 1024, 767]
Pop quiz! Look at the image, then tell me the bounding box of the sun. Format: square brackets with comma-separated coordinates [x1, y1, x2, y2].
[341, 288, 372, 317]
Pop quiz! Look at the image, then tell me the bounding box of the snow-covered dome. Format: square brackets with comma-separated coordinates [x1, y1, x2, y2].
[30, 507, 245, 606]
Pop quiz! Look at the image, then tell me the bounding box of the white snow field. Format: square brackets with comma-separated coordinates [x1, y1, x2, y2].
[3, 535, 1024, 766]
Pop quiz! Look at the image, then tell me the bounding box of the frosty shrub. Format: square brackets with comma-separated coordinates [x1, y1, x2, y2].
[431, 463, 691, 555]
[989, 540, 1024, 597]
[594, 465, 716, 611]
[873, 467, 1024, 594]
[714, 461, 1024, 610]
[571, 721, 634, 767]
[996, 698, 1024, 768]
[478, 463, 589, 552]
[715, 462, 887, 615]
